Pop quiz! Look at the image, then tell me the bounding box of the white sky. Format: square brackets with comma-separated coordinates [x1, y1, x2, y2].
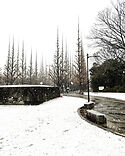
[0, 0, 113, 69]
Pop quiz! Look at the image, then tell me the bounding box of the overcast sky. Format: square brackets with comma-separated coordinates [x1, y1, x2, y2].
[0, 0, 114, 69]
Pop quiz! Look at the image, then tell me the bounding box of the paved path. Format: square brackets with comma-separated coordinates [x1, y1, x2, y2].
[0, 96, 125, 156]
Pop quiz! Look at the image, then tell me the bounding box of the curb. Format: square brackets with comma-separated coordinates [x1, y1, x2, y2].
[77, 107, 125, 138]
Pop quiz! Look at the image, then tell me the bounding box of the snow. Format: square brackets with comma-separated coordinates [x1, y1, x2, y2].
[0, 96, 125, 156]
[87, 109, 105, 116]
[0, 85, 54, 88]
[85, 92, 125, 101]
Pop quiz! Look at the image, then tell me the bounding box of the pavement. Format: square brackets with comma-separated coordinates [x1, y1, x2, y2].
[0, 96, 125, 156]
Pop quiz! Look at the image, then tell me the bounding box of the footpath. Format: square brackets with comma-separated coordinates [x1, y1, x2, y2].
[0, 96, 125, 155]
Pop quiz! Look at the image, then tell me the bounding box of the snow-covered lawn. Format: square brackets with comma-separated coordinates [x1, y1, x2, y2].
[0, 96, 125, 156]
[85, 92, 125, 101]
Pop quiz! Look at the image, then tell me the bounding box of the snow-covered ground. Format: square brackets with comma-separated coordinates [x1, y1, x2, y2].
[0, 96, 125, 156]
[85, 92, 125, 101]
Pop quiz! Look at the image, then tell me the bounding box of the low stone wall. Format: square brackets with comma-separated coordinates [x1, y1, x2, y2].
[86, 110, 107, 124]
[84, 102, 94, 109]
[0, 85, 60, 105]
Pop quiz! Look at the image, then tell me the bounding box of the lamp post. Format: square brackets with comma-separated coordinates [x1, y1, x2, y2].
[87, 53, 99, 102]
[87, 54, 90, 102]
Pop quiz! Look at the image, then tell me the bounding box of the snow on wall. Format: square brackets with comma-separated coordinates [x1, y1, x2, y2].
[0, 85, 60, 105]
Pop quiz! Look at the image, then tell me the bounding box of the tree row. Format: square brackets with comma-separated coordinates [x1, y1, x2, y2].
[0, 23, 87, 93]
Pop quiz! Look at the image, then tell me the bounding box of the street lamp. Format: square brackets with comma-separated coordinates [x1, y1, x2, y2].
[87, 53, 99, 102]
[87, 54, 90, 102]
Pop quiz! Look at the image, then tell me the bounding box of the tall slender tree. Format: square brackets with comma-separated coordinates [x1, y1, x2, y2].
[4, 39, 10, 84]
[34, 51, 38, 84]
[15, 43, 20, 84]
[39, 56, 45, 84]
[24, 54, 27, 84]
[29, 49, 33, 84]
[10, 37, 16, 85]
[56, 28, 60, 87]
[50, 28, 60, 87]
[69, 55, 73, 89]
[60, 35, 64, 91]
[74, 21, 87, 93]
[63, 42, 70, 91]
[21, 41, 25, 84]
[80, 39, 87, 92]
[74, 20, 81, 91]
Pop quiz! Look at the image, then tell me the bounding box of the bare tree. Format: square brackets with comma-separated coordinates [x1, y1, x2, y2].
[55, 28, 60, 87]
[15, 43, 20, 84]
[74, 21, 82, 92]
[39, 57, 45, 84]
[89, 1, 125, 63]
[24, 54, 27, 84]
[34, 51, 38, 84]
[60, 36, 64, 91]
[29, 49, 33, 84]
[80, 39, 87, 92]
[10, 37, 17, 85]
[69, 56, 77, 91]
[74, 22, 87, 93]
[17, 44, 20, 78]
[44, 65, 51, 85]
[4, 40, 10, 84]
[50, 28, 60, 87]
[63, 42, 70, 92]
[21, 41, 25, 84]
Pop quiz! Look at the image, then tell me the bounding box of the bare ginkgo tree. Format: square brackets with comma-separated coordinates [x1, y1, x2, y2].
[74, 22, 87, 93]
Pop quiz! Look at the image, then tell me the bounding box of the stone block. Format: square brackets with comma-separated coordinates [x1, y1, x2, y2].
[86, 110, 107, 124]
[84, 102, 94, 109]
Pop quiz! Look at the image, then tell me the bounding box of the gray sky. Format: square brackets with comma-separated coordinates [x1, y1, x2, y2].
[0, 0, 113, 68]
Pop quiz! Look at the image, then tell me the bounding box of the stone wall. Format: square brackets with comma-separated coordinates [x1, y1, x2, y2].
[0, 85, 60, 105]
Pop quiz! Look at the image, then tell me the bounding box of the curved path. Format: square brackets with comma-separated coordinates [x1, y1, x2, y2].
[0, 96, 125, 155]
